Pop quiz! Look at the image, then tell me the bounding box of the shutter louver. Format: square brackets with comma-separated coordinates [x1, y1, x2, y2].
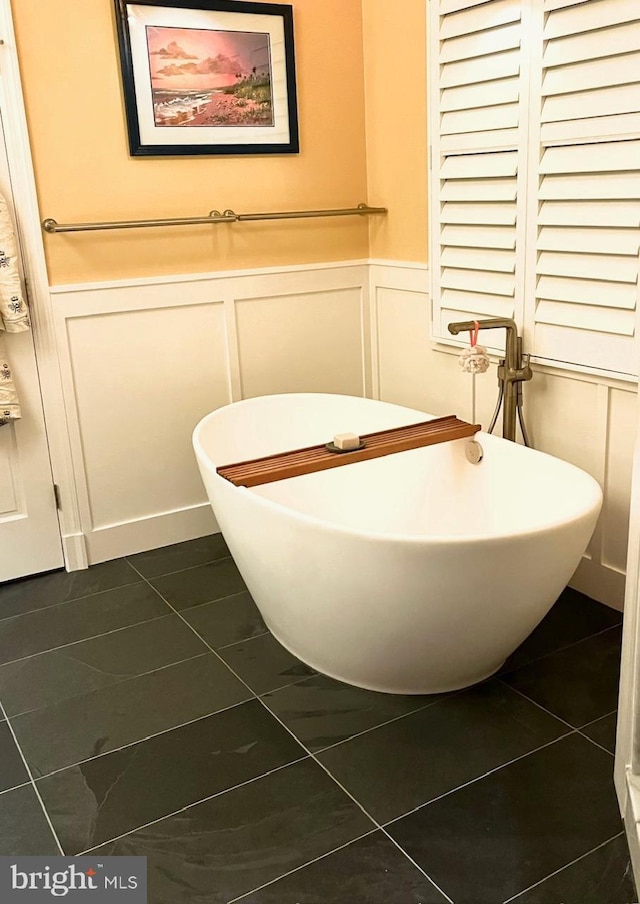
[533, 141, 640, 374]
[437, 0, 524, 152]
[541, 0, 640, 142]
[436, 152, 520, 340]
[531, 0, 640, 375]
[431, 0, 526, 347]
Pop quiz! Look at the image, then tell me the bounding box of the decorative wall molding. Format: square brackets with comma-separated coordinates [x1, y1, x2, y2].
[48, 258, 372, 295]
[52, 262, 370, 563]
[44, 256, 638, 611]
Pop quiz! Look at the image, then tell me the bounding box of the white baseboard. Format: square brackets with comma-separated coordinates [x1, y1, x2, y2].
[570, 556, 626, 611]
[86, 504, 219, 565]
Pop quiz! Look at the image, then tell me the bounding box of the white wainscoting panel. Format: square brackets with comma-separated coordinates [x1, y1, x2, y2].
[65, 303, 230, 527]
[369, 260, 638, 610]
[235, 287, 366, 399]
[524, 373, 603, 479]
[51, 262, 370, 563]
[373, 286, 431, 409]
[369, 262, 430, 408]
[49, 257, 637, 607]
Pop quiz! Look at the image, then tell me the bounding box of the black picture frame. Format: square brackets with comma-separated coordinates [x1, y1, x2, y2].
[113, 0, 299, 156]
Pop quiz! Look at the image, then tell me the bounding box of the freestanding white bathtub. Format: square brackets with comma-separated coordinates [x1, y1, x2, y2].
[193, 393, 603, 694]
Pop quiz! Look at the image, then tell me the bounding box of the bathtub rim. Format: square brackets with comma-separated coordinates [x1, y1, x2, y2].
[193, 395, 603, 547]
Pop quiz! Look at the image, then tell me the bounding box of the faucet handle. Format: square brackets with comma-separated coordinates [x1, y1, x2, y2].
[518, 353, 533, 382]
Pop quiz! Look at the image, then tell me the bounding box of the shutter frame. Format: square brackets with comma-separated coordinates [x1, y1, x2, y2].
[429, 0, 640, 376]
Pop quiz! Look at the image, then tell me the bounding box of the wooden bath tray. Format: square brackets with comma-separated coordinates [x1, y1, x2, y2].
[217, 415, 480, 488]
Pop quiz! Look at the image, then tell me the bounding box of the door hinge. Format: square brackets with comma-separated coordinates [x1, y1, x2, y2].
[53, 483, 62, 510]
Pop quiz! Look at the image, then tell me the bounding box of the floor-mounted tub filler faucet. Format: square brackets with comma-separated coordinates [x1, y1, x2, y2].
[447, 317, 533, 444]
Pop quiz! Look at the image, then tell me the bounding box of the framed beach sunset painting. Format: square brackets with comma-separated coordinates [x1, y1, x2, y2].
[114, 0, 299, 155]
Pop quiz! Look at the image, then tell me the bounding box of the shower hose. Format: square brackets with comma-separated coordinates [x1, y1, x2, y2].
[486, 379, 531, 447]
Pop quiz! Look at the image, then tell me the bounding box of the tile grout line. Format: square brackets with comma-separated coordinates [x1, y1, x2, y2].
[126, 561, 456, 904]
[381, 731, 577, 831]
[171, 588, 258, 618]
[579, 708, 617, 729]
[0, 577, 145, 625]
[33, 691, 254, 780]
[259, 666, 575, 760]
[500, 680, 616, 755]
[499, 622, 623, 679]
[6, 649, 214, 721]
[77, 755, 310, 855]
[217, 628, 271, 651]
[375, 826, 456, 904]
[125, 562, 263, 697]
[0, 778, 31, 798]
[223, 829, 381, 904]
[0, 584, 269, 670]
[574, 730, 614, 757]
[496, 679, 583, 733]
[259, 701, 456, 904]
[0, 611, 177, 671]
[501, 831, 626, 903]
[125, 551, 232, 582]
[0, 699, 65, 855]
[276, 693, 456, 757]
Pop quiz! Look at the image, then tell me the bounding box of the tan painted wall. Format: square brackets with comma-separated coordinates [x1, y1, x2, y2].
[362, 0, 428, 263]
[11, 0, 369, 284]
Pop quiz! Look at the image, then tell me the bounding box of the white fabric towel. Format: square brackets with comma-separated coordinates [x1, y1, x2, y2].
[0, 191, 29, 426]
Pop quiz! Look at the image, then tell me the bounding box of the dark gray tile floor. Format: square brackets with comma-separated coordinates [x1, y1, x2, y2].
[0, 534, 636, 904]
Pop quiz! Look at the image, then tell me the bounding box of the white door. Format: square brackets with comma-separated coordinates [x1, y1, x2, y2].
[0, 108, 63, 581]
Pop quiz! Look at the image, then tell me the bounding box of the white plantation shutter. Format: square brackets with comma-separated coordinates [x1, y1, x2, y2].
[532, 153, 640, 372]
[430, 0, 528, 348]
[540, 0, 640, 142]
[438, 0, 523, 150]
[437, 151, 519, 333]
[430, 0, 640, 376]
[529, 0, 640, 375]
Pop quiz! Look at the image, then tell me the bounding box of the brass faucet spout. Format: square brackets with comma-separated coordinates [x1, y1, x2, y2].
[447, 317, 515, 336]
[447, 317, 531, 442]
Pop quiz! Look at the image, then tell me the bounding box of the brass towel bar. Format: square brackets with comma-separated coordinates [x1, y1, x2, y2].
[41, 202, 387, 234]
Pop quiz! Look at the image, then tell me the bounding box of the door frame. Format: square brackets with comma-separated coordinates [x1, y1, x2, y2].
[615, 392, 640, 884]
[0, 1, 86, 571]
